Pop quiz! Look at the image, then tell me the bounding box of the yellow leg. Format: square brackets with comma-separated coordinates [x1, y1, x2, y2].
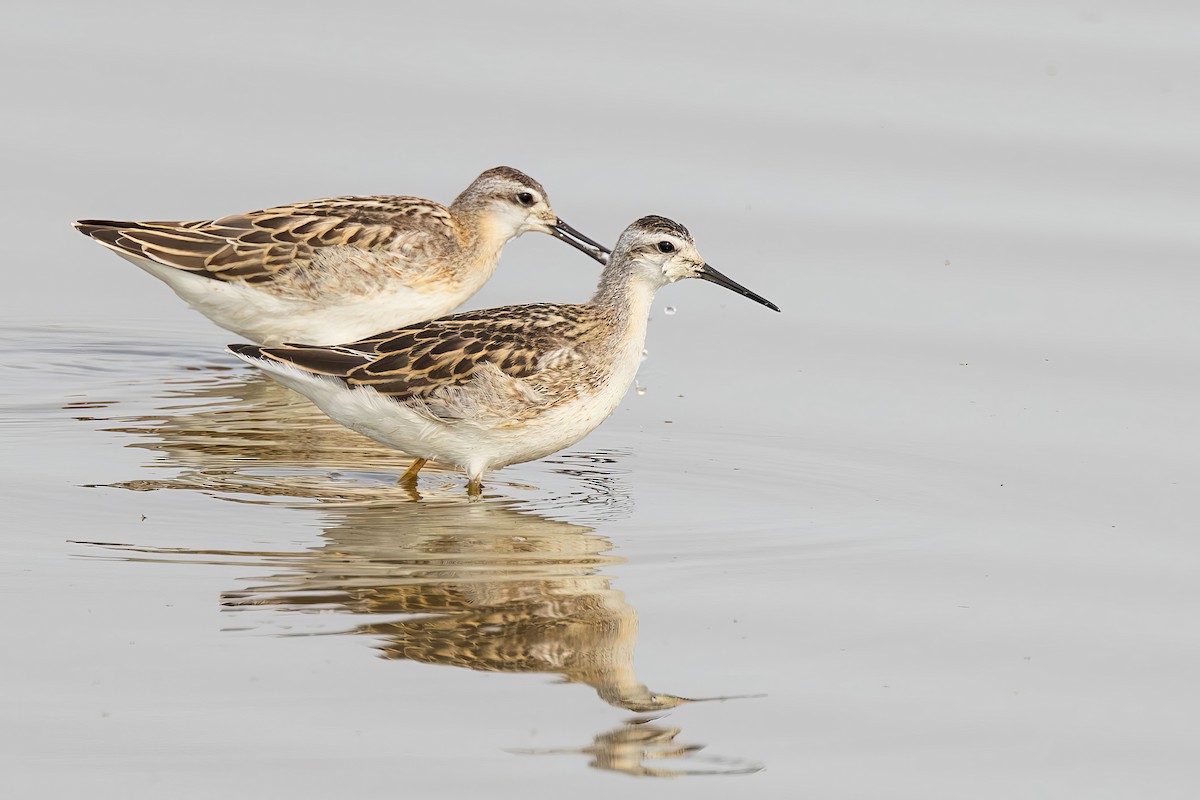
[398, 457, 427, 485]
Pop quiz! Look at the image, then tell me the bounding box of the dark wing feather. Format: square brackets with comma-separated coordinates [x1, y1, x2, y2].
[228, 342, 374, 376]
[242, 305, 589, 401]
[74, 196, 454, 284]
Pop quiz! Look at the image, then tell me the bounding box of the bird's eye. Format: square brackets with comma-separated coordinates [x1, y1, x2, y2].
[516, 192, 535, 206]
[657, 241, 676, 253]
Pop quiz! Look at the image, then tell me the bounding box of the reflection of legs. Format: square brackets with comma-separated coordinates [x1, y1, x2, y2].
[398, 457, 427, 485]
[466, 467, 484, 497]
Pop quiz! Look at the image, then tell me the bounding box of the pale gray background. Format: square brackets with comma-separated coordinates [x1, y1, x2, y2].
[2, 1, 1198, 798]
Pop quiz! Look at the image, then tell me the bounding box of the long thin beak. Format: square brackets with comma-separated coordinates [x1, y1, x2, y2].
[550, 218, 611, 264]
[697, 264, 780, 312]
[670, 693, 767, 705]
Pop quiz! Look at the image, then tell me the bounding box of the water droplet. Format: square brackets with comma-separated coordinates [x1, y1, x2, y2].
[640, 348, 649, 363]
[664, 305, 677, 316]
[636, 383, 647, 396]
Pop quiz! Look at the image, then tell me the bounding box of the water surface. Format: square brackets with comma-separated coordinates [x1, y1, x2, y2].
[4, 2, 1199, 797]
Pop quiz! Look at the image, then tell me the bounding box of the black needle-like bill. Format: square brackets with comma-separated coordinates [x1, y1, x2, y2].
[698, 264, 780, 312]
[551, 218, 611, 264]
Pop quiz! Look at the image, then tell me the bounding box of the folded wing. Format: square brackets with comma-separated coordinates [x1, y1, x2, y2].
[234, 305, 588, 402]
[75, 196, 453, 284]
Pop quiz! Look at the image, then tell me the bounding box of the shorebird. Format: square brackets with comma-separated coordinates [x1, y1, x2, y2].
[74, 167, 609, 345]
[229, 215, 779, 493]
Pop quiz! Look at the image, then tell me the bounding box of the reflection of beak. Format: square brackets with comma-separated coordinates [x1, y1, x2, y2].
[697, 264, 780, 311]
[549, 218, 611, 264]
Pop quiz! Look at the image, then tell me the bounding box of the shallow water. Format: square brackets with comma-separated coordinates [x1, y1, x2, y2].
[4, 2, 1200, 797]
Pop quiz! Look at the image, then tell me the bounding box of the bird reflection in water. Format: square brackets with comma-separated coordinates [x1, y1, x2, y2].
[77, 367, 763, 777]
[512, 718, 764, 777]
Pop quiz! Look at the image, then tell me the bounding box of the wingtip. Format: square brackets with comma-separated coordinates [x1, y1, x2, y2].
[74, 219, 131, 243]
[227, 343, 264, 360]
[73, 219, 105, 238]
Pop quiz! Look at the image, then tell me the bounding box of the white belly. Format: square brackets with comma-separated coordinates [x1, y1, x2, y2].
[237, 355, 640, 481]
[119, 252, 467, 345]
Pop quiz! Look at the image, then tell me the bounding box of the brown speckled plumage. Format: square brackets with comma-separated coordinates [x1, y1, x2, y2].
[229, 215, 778, 487]
[235, 303, 610, 404]
[73, 167, 608, 345]
[77, 196, 460, 295]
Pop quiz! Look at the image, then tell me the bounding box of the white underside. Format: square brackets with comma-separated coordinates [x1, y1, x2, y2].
[114, 251, 469, 345]
[230, 342, 644, 482]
